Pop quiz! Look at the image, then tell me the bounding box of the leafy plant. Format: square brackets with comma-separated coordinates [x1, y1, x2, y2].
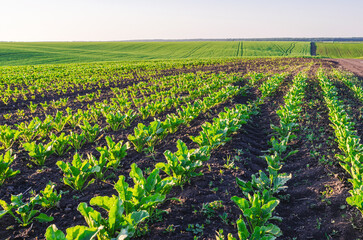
[96, 136, 129, 169]
[127, 121, 164, 153]
[38, 182, 65, 209]
[77, 199, 148, 240]
[162, 114, 185, 134]
[231, 191, 281, 239]
[52, 111, 72, 132]
[16, 118, 42, 143]
[80, 120, 100, 143]
[86, 153, 110, 180]
[40, 101, 50, 111]
[0, 150, 19, 186]
[50, 133, 71, 156]
[105, 111, 127, 131]
[120, 164, 174, 215]
[67, 108, 83, 128]
[56, 153, 100, 191]
[68, 132, 86, 150]
[0, 125, 20, 150]
[45, 224, 101, 240]
[0, 193, 53, 227]
[190, 122, 229, 150]
[156, 140, 209, 187]
[23, 141, 53, 166]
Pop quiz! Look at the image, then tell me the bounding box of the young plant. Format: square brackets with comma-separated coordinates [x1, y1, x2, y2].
[127, 121, 164, 153]
[52, 111, 72, 132]
[56, 153, 100, 191]
[0, 150, 20, 186]
[105, 111, 127, 131]
[162, 114, 185, 134]
[0, 193, 53, 227]
[86, 153, 110, 180]
[16, 118, 42, 143]
[23, 141, 54, 166]
[190, 122, 229, 150]
[80, 120, 100, 143]
[123, 109, 137, 128]
[40, 101, 50, 111]
[45, 224, 102, 240]
[156, 140, 210, 187]
[66, 108, 83, 128]
[37, 182, 65, 209]
[68, 132, 86, 150]
[50, 133, 71, 156]
[76, 199, 148, 240]
[96, 136, 129, 169]
[231, 191, 281, 239]
[0, 125, 20, 150]
[116, 164, 174, 215]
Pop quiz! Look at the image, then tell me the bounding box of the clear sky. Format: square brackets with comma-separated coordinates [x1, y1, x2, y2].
[1, 0, 362, 41]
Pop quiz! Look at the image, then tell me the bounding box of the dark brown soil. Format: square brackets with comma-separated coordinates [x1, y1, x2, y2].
[329, 59, 363, 79]
[276, 75, 363, 240]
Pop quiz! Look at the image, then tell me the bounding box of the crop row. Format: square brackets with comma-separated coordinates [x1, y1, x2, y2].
[0, 72, 245, 150]
[0, 71, 292, 239]
[0, 57, 276, 106]
[219, 71, 308, 239]
[0, 81, 245, 188]
[332, 69, 363, 103]
[0, 57, 311, 109]
[1, 71, 237, 121]
[0, 58, 230, 105]
[318, 71, 363, 215]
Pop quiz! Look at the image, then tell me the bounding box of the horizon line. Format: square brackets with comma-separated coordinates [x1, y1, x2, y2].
[1, 37, 363, 43]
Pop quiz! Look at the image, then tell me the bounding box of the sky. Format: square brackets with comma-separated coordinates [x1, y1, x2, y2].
[1, 0, 362, 41]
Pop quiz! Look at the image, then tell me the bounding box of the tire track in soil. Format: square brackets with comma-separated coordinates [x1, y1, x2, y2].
[276, 75, 363, 240]
[236, 42, 240, 57]
[310, 42, 317, 56]
[240, 41, 243, 57]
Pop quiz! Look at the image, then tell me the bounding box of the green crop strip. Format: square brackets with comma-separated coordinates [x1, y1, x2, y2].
[221, 71, 308, 239]
[318, 70, 363, 215]
[332, 69, 363, 103]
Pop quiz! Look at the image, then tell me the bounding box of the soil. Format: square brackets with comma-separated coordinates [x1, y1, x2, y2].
[1, 58, 363, 240]
[329, 59, 363, 79]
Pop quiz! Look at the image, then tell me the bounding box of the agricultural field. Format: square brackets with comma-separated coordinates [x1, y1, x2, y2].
[0, 41, 312, 66]
[0, 57, 363, 240]
[316, 42, 363, 58]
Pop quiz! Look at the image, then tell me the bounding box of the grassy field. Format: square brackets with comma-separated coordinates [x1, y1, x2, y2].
[316, 42, 363, 58]
[243, 41, 310, 57]
[0, 41, 311, 66]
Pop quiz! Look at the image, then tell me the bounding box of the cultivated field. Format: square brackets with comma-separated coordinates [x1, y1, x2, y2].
[0, 42, 312, 66]
[316, 42, 363, 58]
[0, 56, 362, 239]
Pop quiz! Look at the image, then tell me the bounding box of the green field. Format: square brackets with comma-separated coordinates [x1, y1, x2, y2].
[2, 41, 363, 66]
[316, 42, 363, 58]
[0, 41, 311, 66]
[243, 41, 310, 57]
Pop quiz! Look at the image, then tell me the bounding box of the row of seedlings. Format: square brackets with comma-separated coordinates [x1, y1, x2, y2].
[318, 70, 363, 215]
[219, 72, 308, 239]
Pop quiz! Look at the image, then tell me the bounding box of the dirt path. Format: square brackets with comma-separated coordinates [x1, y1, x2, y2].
[310, 42, 316, 56]
[328, 58, 363, 78]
